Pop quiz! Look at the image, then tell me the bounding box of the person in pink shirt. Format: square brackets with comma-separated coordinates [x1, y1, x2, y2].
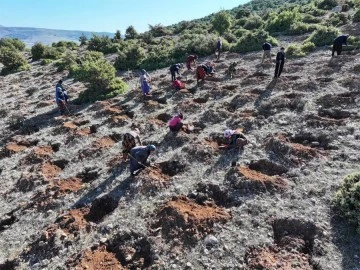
[168, 113, 184, 132]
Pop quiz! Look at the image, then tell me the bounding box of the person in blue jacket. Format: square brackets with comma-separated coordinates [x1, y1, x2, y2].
[332, 34, 349, 57]
[55, 80, 68, 115]
[129, 145, 156, 176]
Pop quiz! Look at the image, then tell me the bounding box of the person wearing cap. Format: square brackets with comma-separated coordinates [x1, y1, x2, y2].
[224, 129, 248, 149]
[186, 54, 198, 70]
[261, 42, 272, 64]
[274, 47, 285, 78]
[168, 113, 184, 132]
[332, 34, 350, 57]
[129, 144, 156, 176]
[169, 63, 183, 81]
[55, 80, 68, 115]
[122, 128, 142, 160]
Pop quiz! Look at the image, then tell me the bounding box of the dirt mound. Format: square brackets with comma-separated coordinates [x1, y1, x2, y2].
[157, 112, 172, 123]
[41, 162, 62, 180]
[3, 142, 27, 156]
[265, 133, 324, 162]
[227, 165, 288, 194]
[226, 93, 257, 112]
[183, 138, 220, 163]
[151, 196, 231, 245]
[85, 195, 118, 223]
[15, 173, 44, 192]
[108, 115, 131, 126]
[69, 245, 125, 270]
[249, 159, 288, 176]
[318, 108, 353, 120]
[20, 145, 54, 165]
[316, 92, 357, 108]
[63, 121, 92, 136]
[55, 207, 91, 236]
[48, 177, 83, 197]
[92, 136, 116, 149]
[135, 166, 171, 194]
[107, 231, 154, 269]
[305, 114, 345, 127]
[245, 245, 313, 270]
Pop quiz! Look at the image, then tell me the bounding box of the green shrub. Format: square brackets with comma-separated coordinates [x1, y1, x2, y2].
[125, 25, 138, 40]
[114, 45, 146, 70]
[31, 42, 45, 61]
[56, 51, 77, 72]
[88, 34, 119, 54]
[79, 33, 88, 45]
[305, 26, 339, 46]
[52, 41, 78, 50]
[243, 15, 264, 30]
[354, 9, 360, 22]
[317, 0, 338, 10]
[301, 41, 316, 52]
[289, 22, 319, 35]
[328, 12, 350, 26]
[43, 46, 62, 60]
[212, 11, 232, 35]
[235, 8, 251, 19]
[41, 59, 52, 65]
[302, 14, 322, 24]
[348, 36, 360, 47]
[230, 29, 278, 53]
[333, 173, 360, 233]
[233, 28, 249, 38]
[266, 10, 302, 33]
[0, 47, 29, 75]
[223, 32, 237, 43]
[71, 51, 127, 102]
[0, 38, 26, 51]
[286, 44, 306, 58]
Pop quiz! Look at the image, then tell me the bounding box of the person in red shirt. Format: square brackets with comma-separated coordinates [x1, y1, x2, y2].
[172, 79, 185, 90]
[168, 113, 184, 132]
[186, 54, 198, 70]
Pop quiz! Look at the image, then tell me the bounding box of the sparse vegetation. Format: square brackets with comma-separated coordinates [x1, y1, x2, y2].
[0, 38, 26, 51]
[0, 47, 29, 75]
[353, 9, 360, 22]
[334, 173, 360, 233]
[212, 11, 232, 35]
[231, 29, 278, 53]
[305, 26, 339, 46]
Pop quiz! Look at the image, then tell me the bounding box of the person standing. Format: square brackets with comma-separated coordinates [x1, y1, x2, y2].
[332, 34, 349, 57]
[139, 69, 151, 87]
[186, 54, 198, 70]
[55, 80, 68, 115]
[215, 37, 222, 60]
[261, 42, 272, 64]
[274, 47, 285, 78]
[169, 63, 183, 81]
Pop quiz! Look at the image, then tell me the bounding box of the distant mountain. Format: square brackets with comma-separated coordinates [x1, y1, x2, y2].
[0, 26, 114, 47]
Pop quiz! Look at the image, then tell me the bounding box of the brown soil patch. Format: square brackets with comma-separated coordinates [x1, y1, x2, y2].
[41, 162, 62, 180]
[63, 121, 79, 130]
[183, 138, 220, 163]
[33, 145, 53, 157]
[107, 154, 124, 169]
[75, 127, 91, 136]
[135, 166, 171, 194]
[245, 245, 313, 270]
[103, 105, 124, 115]
[92, 137, 116, 149]
[110, 115, 130, 126]
[306, 114, 345, 127]
[151, 196, 231, 245]
[234, 166, 288, 192]
[48, 177, 83, 197]
[71, 246, 125, 270]
[56, 207, 91, 236]
[5, 142, 27, 153]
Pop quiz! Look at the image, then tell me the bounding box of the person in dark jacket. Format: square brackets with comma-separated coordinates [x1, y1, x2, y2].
[261, 42, 272, 64]
[186, 54, 198, 70]
[215, 37, 222, 60]
[332, 34, 349, 57]
[129, 145, 156, 175]
[55, 80, 68, 115]
[274, 47, 285, 78]
[169, 63, 183, 81]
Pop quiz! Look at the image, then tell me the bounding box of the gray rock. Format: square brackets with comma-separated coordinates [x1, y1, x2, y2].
[204, 235, 219, 248]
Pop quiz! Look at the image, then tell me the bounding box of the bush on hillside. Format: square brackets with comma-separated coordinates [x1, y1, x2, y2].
[230, 29, 278, 53]
[79, 33, 88, 45]
[288, 22, 319, 35]
[302, 14, 322, 24]
[243, 15, 264, 30]
[88, 34, 119, 54]
[212, 11, 232, 35]
[31, 43, 46, 61]
[71, 51, 127, 102]
[114, 45, 146, 70]
[305, 26, 339, 46]
[285, 44, 306, 58]
[0, 47, 29, 75]
[0, 38, 26, 51]
[125, 25, 138, 40]
[235, 8, 252, 19]
[223, 32, 238, 43]
[41, 59, 52, 65]
[301, 41, 316, 53]
[353, 9, 360, 22]
[42, 46, 63, 60]
[317, 0, 338, 10]
[56, 51, 77, 72]
[52, 41, 78, 50]
[266, 9, 302, 33]
[333, 173, 360, 233]
[233, 28, 249, 38]
[148, 24, 172, 37]
[328, 12, 350, 26]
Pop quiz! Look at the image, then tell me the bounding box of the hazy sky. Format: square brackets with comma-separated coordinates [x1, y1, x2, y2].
[0, 0, 250, 33]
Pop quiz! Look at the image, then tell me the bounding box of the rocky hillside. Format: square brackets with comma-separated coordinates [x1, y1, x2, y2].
[1, 17, 360, 270]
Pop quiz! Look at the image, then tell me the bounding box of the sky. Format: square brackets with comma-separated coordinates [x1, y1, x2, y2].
[0, 0, 250, 33]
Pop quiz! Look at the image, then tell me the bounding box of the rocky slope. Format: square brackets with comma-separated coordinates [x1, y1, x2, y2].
[0, 29, 360, 269]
